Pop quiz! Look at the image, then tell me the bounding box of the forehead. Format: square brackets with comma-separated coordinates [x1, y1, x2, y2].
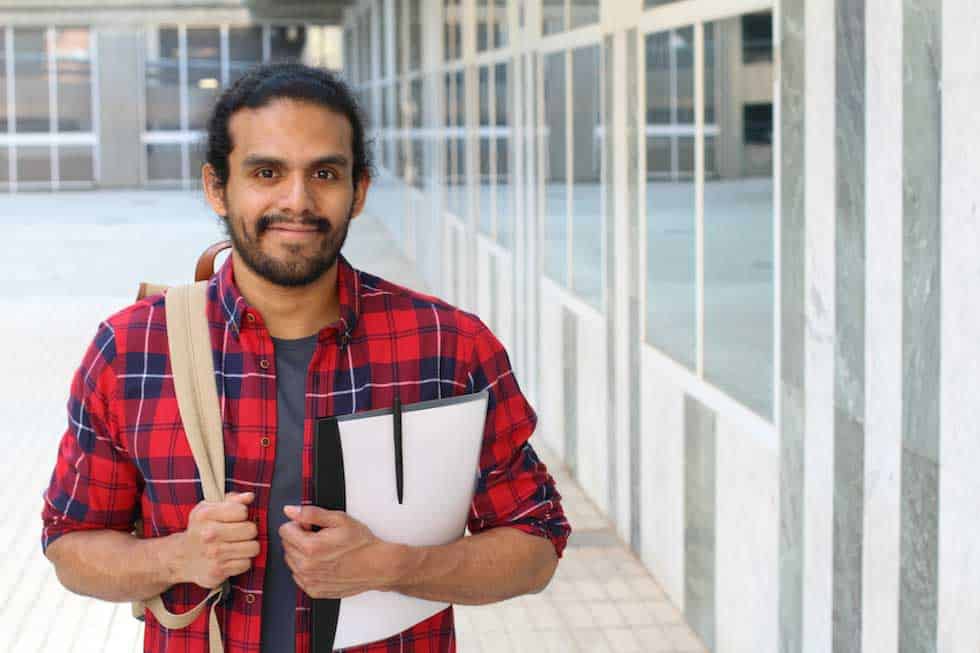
[227, 98, 354, 163]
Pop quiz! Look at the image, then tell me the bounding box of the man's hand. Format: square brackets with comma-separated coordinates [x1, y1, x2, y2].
[174, 491, 260, 589]
[279, 505, 402, 599]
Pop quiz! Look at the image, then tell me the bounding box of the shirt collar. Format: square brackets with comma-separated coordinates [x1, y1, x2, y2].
[212, 252, 361, 343]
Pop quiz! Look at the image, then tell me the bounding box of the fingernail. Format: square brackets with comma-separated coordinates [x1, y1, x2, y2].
[284, 505, 298, 515]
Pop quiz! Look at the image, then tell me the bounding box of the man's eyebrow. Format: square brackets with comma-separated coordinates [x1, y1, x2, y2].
[240, 154, 350, 169]
[241, 155, 286, 168]
[309, 154, 350, 168]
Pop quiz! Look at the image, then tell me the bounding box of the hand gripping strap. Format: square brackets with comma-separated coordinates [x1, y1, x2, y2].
[139, 282, 229, 653]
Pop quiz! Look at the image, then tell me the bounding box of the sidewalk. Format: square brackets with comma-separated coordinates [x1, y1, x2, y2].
[0, 190, 707, 652]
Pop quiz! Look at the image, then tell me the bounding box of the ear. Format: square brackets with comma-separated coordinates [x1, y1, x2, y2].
[202, 163, 229, 217]
[349, 174, 372, 221]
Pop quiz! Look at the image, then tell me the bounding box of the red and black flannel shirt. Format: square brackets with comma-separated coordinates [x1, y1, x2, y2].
[41, 253, 570, 652]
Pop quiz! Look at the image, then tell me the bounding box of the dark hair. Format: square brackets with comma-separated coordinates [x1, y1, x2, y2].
[205, 63, 374, 187]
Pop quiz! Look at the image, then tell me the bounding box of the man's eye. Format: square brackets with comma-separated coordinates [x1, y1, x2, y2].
[315, 169, 336, 180]
[257, 168, 275, 179]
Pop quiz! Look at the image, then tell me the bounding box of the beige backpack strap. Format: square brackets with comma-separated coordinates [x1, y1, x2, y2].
[136, 281, 228, 653]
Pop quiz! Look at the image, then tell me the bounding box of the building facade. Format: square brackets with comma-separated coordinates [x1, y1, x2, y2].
[344, 1, 979, 653]
[0, 0, 344, 190]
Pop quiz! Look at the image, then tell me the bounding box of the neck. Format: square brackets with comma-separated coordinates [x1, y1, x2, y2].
[230, 252, 341, 339]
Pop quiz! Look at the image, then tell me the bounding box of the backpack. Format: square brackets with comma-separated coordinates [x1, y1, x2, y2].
[131, 241, 233, 653]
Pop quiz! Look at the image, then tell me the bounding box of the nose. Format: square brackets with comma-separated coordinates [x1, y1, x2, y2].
[277, 172, 316, 217]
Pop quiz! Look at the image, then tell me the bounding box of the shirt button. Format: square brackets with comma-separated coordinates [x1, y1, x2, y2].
[259, 359, 270, 370]
[260, 437, 271, 448]
[245, 593, 256, 604]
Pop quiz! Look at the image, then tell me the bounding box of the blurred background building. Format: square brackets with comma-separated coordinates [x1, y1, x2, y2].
[0, 0, 343, 190]
[3, 1, 979, 652]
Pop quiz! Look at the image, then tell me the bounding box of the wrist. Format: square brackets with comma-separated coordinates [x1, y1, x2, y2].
[156, 531, 187, 586]
[380, 542, 423, 593]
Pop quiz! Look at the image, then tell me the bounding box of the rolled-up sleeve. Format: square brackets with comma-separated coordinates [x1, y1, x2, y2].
[465, 320, 571, 558]
[41, 322, 142, 555]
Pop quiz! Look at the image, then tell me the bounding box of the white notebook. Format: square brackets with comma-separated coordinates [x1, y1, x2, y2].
[313, 390, 490, 650]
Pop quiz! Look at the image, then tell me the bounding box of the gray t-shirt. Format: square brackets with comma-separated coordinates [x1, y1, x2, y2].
[260, 334, 317, 653]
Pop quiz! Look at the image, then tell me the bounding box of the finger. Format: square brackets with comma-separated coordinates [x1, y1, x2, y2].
[278, 520, 312, 550]
[283, 505, 348, 529]
[204, 497, 253, 523]
[225, 491, 255, 504]
[216, 540, 260, 560]
[215, 520, 259, 542]
[222, 557, 252, 577]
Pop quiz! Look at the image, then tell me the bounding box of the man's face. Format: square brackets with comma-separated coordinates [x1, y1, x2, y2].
[204, 98, 369, 287]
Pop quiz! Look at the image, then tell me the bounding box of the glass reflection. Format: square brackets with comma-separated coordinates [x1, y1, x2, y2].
[14, 29, 49, 133]
[54, 28, 91, 132]
[543, 51, 567, 285]
[145, 27, 180, 131]
[186, 28, 220, 131]
[571, 45, 602, 308]
[645, 28, 696, 369]
[702, 16, 775, 418]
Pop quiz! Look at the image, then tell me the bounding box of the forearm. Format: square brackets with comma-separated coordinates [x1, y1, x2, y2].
[387, 527, 558, 606]
[45, 530, 184, 603]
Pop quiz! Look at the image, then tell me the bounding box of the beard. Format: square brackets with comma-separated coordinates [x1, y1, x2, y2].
[221, 204, 353, 288]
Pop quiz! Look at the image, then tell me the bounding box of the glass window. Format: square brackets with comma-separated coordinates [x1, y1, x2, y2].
[0, 147, 8, 188]
[571, 45, 603, 308]
[379, 0, 388, 78]
[494, 62, 509, 127]
[494, 0, 509, 48]
[479, 136, 493, 234]
[269, 25, 308, 63]
[229, 27, 262, 81]
[495, 62, 511, 248]
[496, 137, 512, 247]
[186, 28, 220, 131]
[543, 51, 567, 285]
[14, 28, 49, 133]
[444, 0, 462, 62]
[542, 0, 564, 35]
[570, 0, 599, 29]
[703, 16, 775, 419]
[408, 0, 422, 72]
[145, 27, 180, 131]
[59, 145, 93, 182]
[54, 28, 91, 132]
[476, 0, 490, 52]
[364, 11, 375, 80]
[478, 66, 490, 128]
[742, 12, 773, 63]
[147, 144, 181, 182]
[17, 146, 50, 183]
[0, 30, 7, 131]
[645, 28, 696, 369]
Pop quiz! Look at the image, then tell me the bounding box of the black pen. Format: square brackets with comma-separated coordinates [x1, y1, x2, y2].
[393, 395, 404, 504]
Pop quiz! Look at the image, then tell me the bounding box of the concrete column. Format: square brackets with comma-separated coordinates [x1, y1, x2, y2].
[96, 28, 143, 188]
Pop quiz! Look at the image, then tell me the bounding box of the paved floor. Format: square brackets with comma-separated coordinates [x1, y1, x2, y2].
[0, 190, 707, 652]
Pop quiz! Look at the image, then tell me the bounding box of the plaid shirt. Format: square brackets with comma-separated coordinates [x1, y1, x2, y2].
[41, 253, 570, 653]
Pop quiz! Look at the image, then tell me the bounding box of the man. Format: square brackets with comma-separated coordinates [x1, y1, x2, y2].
[41, 63, 570, 653]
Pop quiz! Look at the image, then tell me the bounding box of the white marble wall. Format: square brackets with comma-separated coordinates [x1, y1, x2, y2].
[715, 419, 779, 653]
[801, 1, 836, 651]
[538, 284, 567, 459]
[574, 310, 610, 515]
[938, 1, 980, 651]
[862, 1, 904, 651]
[640, 351, 686, 609]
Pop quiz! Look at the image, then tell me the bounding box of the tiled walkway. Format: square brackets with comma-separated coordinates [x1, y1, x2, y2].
[0, 191, 707, 652]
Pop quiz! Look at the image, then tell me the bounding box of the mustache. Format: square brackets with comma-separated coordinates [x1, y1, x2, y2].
[256, 213, 331, 234]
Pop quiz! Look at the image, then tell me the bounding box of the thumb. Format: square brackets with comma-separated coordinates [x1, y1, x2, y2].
[225, 491, 255, 504]
[284, 505, 346, 528]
